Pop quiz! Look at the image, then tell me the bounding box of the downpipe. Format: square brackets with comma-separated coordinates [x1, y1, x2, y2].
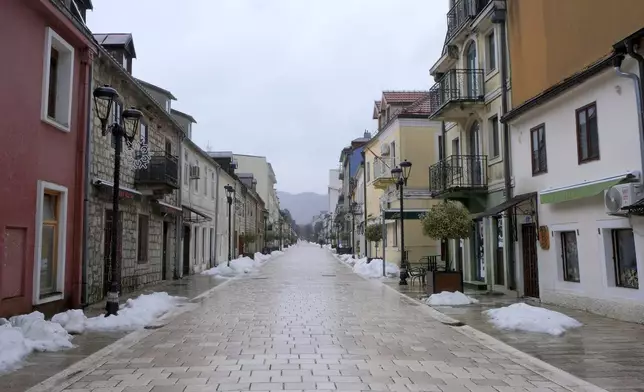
[80, 55, 93, 307]
[614, 54, 644, 184]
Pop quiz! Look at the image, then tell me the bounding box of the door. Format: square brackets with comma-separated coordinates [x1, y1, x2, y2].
[162, 222, 168, 280]
[103, 210, 122, 297]
[468, 121, 482, 185]
[521, 223, 540, 298]
[471, 220, 485, 281]
[183, 225, 191, 276]
[466, 42, 478, 97]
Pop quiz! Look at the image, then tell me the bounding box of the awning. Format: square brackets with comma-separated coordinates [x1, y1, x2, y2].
[152, 200, 182, 215]
[92, 178, 142, 201]
[539, 172, 637, 204]
[383, 209, 427, 220]
[473, 192, 536, 219]
[182, 204, 212, 222]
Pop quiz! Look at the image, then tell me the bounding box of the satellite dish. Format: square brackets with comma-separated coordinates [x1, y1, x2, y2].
[605, 186, 623, 213]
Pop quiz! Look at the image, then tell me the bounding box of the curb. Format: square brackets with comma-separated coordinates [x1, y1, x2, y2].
[25, 276, 234, 392]
[332, 252, 607, 392]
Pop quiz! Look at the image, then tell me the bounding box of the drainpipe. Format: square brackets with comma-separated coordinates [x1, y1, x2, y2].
[174, 140, 183, 279]
[614, 54, 644, 183]
[213, 165, 221, 265]
[496, 8, 516, 290]
[80, 53, 93, 307]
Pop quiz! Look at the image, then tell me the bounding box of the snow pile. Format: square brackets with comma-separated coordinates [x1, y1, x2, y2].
[53, 292, 185, 333]
[202, 251, 282, 278]
[254, 252, 271, 263]
[0, 312, 74, 374]
[271, 250, 284, 257]
[484, 303, 582, 336]
[353, 258, 400, 279]
[425, 291, 479, 306]
[337, 254, 357, 265]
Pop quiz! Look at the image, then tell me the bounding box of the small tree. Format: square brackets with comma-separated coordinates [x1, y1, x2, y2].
[420, 201, 472, 268]
[240, 232, 257, 253]
[365, 223, 383, 258]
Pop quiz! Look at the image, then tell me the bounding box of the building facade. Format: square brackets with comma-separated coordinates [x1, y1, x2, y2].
[0, 0, 96, 317]
[232, 154, 278, 228]
[86, 35, 183, 304]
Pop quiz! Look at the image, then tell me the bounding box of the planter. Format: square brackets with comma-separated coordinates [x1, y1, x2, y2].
[336, 247, 353, 255]
[425, 270, 464, 294]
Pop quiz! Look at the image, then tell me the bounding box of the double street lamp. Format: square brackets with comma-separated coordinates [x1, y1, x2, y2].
[93, 86, 143, 316]
[224, 184, 235, 265]
[391, 159, 412, 286]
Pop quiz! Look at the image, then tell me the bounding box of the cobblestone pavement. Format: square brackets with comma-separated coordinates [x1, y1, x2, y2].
[46, 245, 606, 392]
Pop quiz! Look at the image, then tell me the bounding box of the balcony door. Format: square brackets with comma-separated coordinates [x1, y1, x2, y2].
[468, 121, 482, 185]
[465, 42, 478, 98]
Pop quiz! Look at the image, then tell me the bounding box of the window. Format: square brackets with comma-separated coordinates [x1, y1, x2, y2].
[366, 162, 371, 181]
[42, 28, 74, 131]
[392, 221, 398, 247]
[576, 103, 600, 163]
[561, 231, 580, 282]
[140, 122, 148, 145]
[184, 153, 189, 185]
[35, 181, 68, 303]
[204, 169, 208, 195]
[452, 138, 460, 155]
[612, 229, 638, 289]
[195, 163, 199, 192]
[165, 139, 172, 155]
[489, 116, 500, 158]
[530, 124, 547, 175]
[211, 173, 215, 199]
[137, 215, 149, 263]
[486, 31, 496, 72]
[193, 226, 198, 261]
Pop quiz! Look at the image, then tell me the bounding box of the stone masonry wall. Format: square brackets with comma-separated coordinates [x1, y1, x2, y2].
[86, 56, 181, 304]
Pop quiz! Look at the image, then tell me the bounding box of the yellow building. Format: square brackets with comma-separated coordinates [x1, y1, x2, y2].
[427, 0, 511, 292]
[363, 91, 442, 266]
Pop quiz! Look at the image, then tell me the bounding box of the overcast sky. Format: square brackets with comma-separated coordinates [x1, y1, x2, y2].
[88, 0, 448, 194]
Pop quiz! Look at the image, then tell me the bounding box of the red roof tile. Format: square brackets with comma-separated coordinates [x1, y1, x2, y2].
[382, 91, 428, 105]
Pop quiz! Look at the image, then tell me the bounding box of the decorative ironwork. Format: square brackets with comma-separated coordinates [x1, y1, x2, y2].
[429, 155, 488, 194]
[428, 69, 485, 117]
[134, 151, 179, 189]
[446, 0, 490, 40]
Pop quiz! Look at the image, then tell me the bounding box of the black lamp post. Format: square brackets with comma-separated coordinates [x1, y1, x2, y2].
[351, 202, 358, 256]
[225, 184, 235, 266]
[92, 85, 143, 316]
[263, 210, 268, 254]
[391, 159, 412, 286]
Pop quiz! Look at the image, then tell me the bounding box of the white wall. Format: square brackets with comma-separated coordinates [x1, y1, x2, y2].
[509, 58, 644, 321]
[216, 168, 235, 262]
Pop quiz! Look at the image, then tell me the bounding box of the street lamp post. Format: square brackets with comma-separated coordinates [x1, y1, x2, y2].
[391, 160, 412, 286]
[225, 185, 235, 266]
[263, 210, 268, 254]
[351, 202, 357, 256]
[279, 218, 283, 250]
[92, 85, 143, 316]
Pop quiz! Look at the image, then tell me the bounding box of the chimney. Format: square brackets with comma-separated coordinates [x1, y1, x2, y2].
[363, 130, 371, 139]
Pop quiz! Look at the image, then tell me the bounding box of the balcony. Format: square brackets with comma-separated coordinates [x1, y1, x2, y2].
[372, 157, 396, 190]
[428, 69, 485, 120]
[446, 0, 491, 43]
[134, 151, 179, 195]
[429, 155, 488, 198]
[339, 171, 344, 180]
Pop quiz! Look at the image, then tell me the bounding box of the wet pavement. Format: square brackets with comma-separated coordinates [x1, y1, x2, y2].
[36, 244, 607, 392]
[386, 282, 644, 392]
[0, 274, 228, 392]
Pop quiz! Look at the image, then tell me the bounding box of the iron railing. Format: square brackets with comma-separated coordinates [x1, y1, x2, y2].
[373, 157, 397, 181]
[446, 0, 490, 40]
[135, 151, 179, 189]
[429, 155, 488, 194]
[428, 69, 485, 117]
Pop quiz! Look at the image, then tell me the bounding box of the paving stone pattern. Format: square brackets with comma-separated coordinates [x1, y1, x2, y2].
[61, 245, 600, 392]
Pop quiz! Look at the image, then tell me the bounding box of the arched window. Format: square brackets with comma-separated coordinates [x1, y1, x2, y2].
[464, 41, 479, 97]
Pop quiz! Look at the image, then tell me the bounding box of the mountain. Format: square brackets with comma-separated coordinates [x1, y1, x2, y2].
[277, 191, 327, 224]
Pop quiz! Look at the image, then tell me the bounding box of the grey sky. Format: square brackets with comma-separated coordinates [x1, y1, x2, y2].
[88, 0, 447, 194]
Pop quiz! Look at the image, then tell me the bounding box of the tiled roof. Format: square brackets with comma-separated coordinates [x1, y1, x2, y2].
[93, 33, 136, 57]
[382, 91, 428, 104]
[400, 93, 433, 115]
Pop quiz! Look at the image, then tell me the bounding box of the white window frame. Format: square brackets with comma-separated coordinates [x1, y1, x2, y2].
[41, 28, 75, 133]
[33, 180, 69, 305]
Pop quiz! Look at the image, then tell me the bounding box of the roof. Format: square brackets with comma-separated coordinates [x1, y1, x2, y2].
[134, 78, 177, 100]
[381, 91, 428, 105]
[93, 33, 136, 58]
[372, 101, 382, 119]
[501, 53, 617, 124]
[170, 108, 197, 123]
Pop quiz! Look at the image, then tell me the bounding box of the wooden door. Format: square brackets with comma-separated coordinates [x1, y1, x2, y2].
[521, 223, 540, 298]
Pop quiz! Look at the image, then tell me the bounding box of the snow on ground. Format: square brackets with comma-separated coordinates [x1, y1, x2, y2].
[353, 257, 399, 278]
[201, 250, 284, 278]
[484, 302, 582, 336]
[425, 291, 479, 306]
[0, 312, 74, 374]
[53, 292, 186, 334]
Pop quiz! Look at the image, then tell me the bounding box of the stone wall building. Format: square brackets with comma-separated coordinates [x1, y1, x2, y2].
[86, 33, 184, 304]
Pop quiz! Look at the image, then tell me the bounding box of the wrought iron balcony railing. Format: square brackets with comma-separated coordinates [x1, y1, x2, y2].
[446, 0, 490, 40]
[429, 155, 488, 194]
[428, 68, 485, 117]
[373, 157, 396, 182]
[135, 151, 179, 189]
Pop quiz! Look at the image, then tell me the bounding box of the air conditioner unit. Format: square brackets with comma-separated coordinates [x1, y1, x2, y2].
[604, 183, 642, 214]
[380, 143, 390, 156]
[189, 165, 200, 179]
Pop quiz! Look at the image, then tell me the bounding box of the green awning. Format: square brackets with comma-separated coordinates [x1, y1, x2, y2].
[539, 174, 633, 204]
[383, 209, 427, 220]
